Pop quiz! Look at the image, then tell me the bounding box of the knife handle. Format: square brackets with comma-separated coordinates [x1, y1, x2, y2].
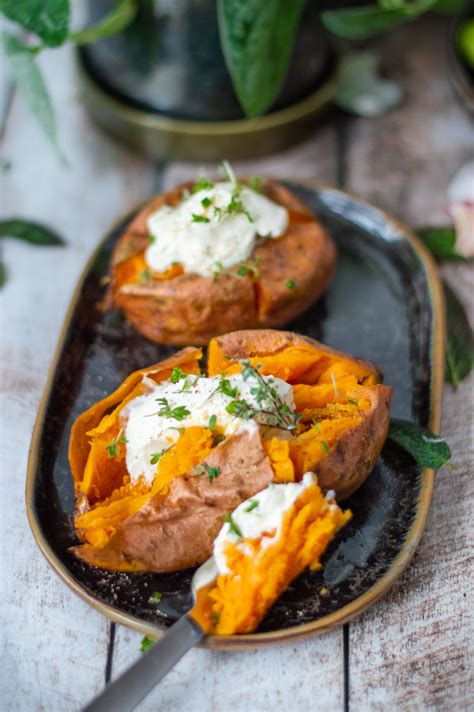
[83, 616, 205, 712]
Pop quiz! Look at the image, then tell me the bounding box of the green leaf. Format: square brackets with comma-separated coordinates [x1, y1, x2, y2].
[0, 0, 70, 47]
[2, 34, 60, 154]
[335, 52, 403, 117]
[217, 0, 306, 117]
[0, 219, 65, 245]
[417, 226, 466, 261]
[387, 418, 451, 469]
[70, 0, 138, 46]
[433, 0, 466, 13]
[140, 636, 156, 653]
[457, 19, 474, 70]
[321, 1, 436, 40]
[444, 283, 474, 386]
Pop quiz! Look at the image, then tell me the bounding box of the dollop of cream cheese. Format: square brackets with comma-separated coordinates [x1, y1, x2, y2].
[145, 181, 288, 277]
[193, 473, 319, 591]
[121, 373, 294, 485]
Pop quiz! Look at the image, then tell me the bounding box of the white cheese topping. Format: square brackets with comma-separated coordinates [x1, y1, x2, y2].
[193, 473, 318, 591]
[121, 373, 294, 485]
[145, 181, 288, 278]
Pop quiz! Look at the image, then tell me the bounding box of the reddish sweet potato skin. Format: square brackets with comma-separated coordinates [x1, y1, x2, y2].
[72, 430, 274, 572]
[110, 180, 336, 345]
[210, 329, 391, 499]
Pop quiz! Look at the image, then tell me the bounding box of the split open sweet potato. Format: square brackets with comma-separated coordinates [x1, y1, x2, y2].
[110, 181, 336, 345]
[69, 329, 391, 574]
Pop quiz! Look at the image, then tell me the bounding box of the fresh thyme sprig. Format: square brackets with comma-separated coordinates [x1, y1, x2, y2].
[223, 513, 242, 537]
[195, 463, 221, 483]
[153, 398, 190, 421]
[105, 428, 127, 459]
[150, 448, 169, 465]
[170, 366, 188, 384]
[240, 360, 300, 431]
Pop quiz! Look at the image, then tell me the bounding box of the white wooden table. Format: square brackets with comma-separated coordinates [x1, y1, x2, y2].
[1, 15, 472, 711]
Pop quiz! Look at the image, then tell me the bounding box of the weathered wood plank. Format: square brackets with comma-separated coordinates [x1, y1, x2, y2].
[0, 42, 154, 711]
[345, 15, 474, 710]
[110, 625, 344, 712]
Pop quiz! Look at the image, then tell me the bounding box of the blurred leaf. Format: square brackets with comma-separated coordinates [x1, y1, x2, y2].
[433, 0, 466, 12]
[417, 226, 466, 261]
[0, 258, 6, 288]
[2, 33, 60, 154]
[217, 0, 306, 118]
[388, 418, 452, 468]
[456, 19, 474, 70]
[321, 1, 436, 39]
[71, 0, 138, 46]
[0, 219, 65, 245]
[335, 52, 402, 117]
[0, 0, 70, 47]
[444, 282, 474, 386]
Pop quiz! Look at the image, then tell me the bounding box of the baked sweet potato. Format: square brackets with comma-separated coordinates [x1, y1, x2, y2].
[69, 329, 391, 573]
[110, 180, 336, 345]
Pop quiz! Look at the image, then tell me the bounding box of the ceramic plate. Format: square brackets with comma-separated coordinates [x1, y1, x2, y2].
[26, 183, 444, 649]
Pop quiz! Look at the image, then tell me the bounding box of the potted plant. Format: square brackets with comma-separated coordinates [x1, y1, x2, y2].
[1, 0, 466, 160]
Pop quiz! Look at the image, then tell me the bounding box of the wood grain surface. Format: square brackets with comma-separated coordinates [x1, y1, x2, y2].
[0, 14, 472, 712]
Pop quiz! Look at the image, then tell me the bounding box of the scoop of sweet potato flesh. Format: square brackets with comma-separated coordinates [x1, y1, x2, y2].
[191, 482, 351, 635]
[114, 251, 184, 293]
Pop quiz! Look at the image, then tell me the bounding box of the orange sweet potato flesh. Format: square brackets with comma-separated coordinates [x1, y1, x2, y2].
[69, 328, 391, 574]
[110, 180, 336, 345]
[191, 481, 351, 635]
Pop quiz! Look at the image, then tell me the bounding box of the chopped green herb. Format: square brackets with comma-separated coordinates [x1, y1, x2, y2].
[235, 258, 261, 281]
[213, 433, 226, 446]
[192, 213, 210, 223]
[105, 428, 127, 458]
[147, 234, 156, 245]
[218, 377, 239, 399]
[140, 636, 156, 653]
[138, 268, 151, 283]
[170, 366, 188, 383]
[149, 591, 162, 603]
[211, 610, 221, 625]
[240, 360, 300, 431]
[225, 194, 253, 222]
[249, 175, 263, 193]
[208, 414, 217, 431]
[213, 260, 225, 281]
[347, 398, 359, 406]
[285, 279, 296, 290]
[155, 398, 190, 421]
[319, 440, 330, 455]
[312, 421, 321, 433]
[201, 196, 212, 208]
[181, 375, 200, 393]
[226, 399, 254, 419]
[223, 513, 243, 537]
[195, 463, 221, 483]
[150, 448, 169, 465]
[192, 178, 214, 194]
[245, 499, 259, 512]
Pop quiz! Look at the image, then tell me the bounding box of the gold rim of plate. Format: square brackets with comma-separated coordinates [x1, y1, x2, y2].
[25, 182, 446, 651]
[76, 49, 339, 161]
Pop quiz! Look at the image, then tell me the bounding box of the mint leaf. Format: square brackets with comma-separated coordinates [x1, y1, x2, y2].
[321, 2, 436, 40]
[140, 636, 156, 653]
[387, 419, 451, 469]
[2, 33, 60, 154]
[217, 0, 306, 117]
[444, 283, 474, 386]
[70, 0, 137, 45]
[417, 226, 465, 262]
[1, 0, 70, 47]
[0, 219, 65, 245]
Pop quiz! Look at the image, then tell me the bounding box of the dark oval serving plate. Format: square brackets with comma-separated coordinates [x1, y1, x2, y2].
[26, 183, 444, 650]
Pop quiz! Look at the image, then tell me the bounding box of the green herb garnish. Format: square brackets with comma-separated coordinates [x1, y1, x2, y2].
[223, 513, 243, 537]
[218, 377, 239, 399]
[149, 591, 162, 603]
[192, 213, 210, 223]
[211, 610, 221, 625]
[208, 415, 217, 431]
[387, 419, 452, 469]
[195, 463, 221, 482]
[319, 440, 330, 455]
[147, 234, 156, 245]
[140, 636, 156, 653]
[155, 398, 190, 421]
[201, 196, 212, 208]
[249, 176, 263, 193]
[170, 366, 188, 383]
[347, 398, 359, 406]
[245, 499, 259, 512]
[150, 448, 169, 465]
[226, 399, 254, 419]
[192, 178, 214, 193]
[105, 428, 127, 459]
[285, 279, 296, 290]
[235, 257, 262, 281]
[138, 268, 151, 283]
[240, 360, 300, 431]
